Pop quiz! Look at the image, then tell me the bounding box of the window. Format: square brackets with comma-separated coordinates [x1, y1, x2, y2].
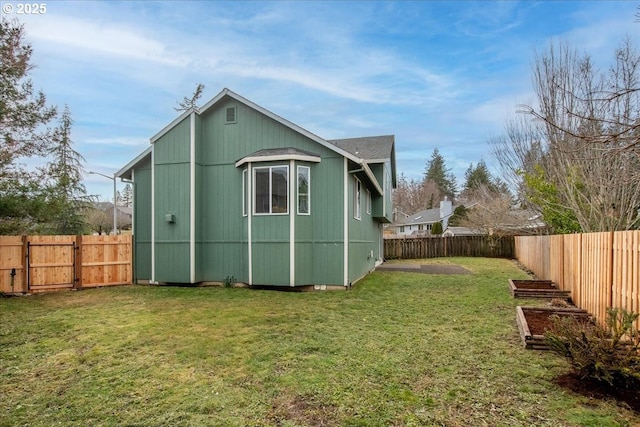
[254, 166, 288, 215]
[354, 178, 361, 220]
[400, 226, 405, 232]
[242, 169, 248, 217]
[366, 189, 371, 215]
[297, 166, 310, 215]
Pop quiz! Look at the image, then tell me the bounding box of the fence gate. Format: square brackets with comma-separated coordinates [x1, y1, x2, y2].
[27, 241, 76, 292]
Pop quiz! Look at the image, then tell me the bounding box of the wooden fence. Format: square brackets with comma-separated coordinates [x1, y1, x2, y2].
[0, 235, 132, 294]
[384, 235, 515, 260]
[515, 231, 639, 330]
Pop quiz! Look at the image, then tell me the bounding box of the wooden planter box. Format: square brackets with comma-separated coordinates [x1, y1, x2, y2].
[509, 279, 571, 300]
[516, 306, 591, 350]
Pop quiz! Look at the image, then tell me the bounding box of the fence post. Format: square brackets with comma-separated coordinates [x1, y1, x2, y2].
[74, 235, 83, 290]
[21, 235, 28, 293]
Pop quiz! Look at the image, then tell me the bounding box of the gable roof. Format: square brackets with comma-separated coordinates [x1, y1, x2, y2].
[329, 135, 394, 162]
[117, 88, 392, 195]
[397, 207, 442, 225]
[329, 135, 396, 188]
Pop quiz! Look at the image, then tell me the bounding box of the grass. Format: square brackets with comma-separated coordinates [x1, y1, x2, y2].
[1, 257, 638, 426]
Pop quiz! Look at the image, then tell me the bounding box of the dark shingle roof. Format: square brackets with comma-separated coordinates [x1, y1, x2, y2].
[328, 135, 394, 161]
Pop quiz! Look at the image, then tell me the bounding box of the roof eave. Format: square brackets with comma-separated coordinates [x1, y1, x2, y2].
[115, 146, 152, 180]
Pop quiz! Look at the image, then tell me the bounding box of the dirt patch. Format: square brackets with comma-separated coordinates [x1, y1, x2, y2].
[376, 264, 471, 274]
[554, 372, 640, 414]
[266, 394, 338, 426]
[525, 310, 590, 336]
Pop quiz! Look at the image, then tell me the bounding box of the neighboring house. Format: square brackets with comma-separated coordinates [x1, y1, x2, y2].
[389, 198, 453, 237]
[116, 88, 396, 288]
[442, 226, 485, 237]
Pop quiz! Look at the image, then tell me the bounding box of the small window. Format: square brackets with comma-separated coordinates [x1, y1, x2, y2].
[354, 178, 361, 220]
[366, 189, 371, 215]
[225, 106, 237, 124]
[254, 165, 288, 215]
[242, 168, 248, 217]
[400, 226, 405, 232]
[297, 166, 310, 215]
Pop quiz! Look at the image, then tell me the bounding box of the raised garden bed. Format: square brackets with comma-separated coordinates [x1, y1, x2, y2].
[509, 279, 571, 300]
[516, 305, 591, 350]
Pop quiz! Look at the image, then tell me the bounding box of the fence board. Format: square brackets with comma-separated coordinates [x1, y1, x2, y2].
[384, 236, 514, 260]
[0, 236, 26, 293]
[516, 231, 639, 332]
[0, 235, 132, 294]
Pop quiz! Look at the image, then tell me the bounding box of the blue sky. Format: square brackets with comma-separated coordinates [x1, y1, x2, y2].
[5, 0, 639, 201]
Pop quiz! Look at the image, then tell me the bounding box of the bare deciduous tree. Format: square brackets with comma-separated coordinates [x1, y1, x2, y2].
[492, 38, 640, 232]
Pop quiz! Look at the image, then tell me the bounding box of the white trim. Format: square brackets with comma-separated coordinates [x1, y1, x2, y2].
[115, 146, 152, 179]
[130, 169, 135, 236]
[242, 168, 248, 217]
[150, 109, 193, 143]
[354, 177, 362, 221]
[235, 153, 320, 167]
[151, 147, 155, 284]
[343, 157, 349, 287]
[289, 159, 295, 287]
[366, 188, 371, 215]
[199, 88, 363, 163]
[253, 165, 289, 215]
[247, 162, 253, 286]
[189, 112, 196, 284]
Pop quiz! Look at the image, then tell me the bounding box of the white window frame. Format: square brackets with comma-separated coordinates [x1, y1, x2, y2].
[242, 168, 248, 217]
[297, 166, 310, 215]
[354, 177, 361, 220]
[253, 165, 289, 215]
[366, 189, 371, 215]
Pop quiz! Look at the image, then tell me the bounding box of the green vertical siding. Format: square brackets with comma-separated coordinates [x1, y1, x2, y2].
[133, 156, 151, 281]
[129, 93, 392, 287]
[348, 172, 379, 284]
[154, 116, 191, 283]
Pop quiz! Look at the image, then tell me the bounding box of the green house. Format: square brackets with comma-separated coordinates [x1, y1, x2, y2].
[116, 88, 396, 289]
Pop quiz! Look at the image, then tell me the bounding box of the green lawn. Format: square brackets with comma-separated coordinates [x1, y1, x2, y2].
[1, 257, 638, 426]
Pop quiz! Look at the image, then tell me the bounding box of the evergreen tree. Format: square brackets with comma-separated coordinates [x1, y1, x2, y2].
[121, 184, 133, 207]
[45, 105, 90, 234]
[424, 148, 457, 201]
[0, 18, 57, 234]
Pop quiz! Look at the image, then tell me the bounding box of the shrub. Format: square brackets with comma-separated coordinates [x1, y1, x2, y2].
[544, 307, 640, 389]
[223, 275, 236, 288]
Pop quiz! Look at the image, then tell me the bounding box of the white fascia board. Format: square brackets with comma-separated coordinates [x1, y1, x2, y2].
[150, 109, 195, 143]
[235, 153, 321, 168]
[115, 146, 152, 180]
[210, 88, 363, 164]
[361, 162, 383, 196]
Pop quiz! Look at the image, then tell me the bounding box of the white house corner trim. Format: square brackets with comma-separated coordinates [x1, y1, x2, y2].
[247, 162, 253, 286]
[189, 112, 196, 284]
[290, 159, 295, 286]
[151, 147, 156, 284]
[343, 157, 349, 287]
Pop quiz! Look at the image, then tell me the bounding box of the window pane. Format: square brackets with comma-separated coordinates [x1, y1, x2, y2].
[354, 178, 361, 219]
[298, 167, 309, 214]
[271, 167, 288, 213]
[255, 169, 270, 214]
